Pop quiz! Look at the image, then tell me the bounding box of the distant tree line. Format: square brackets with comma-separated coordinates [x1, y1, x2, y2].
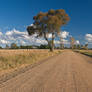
[0, 42, 90, 50]
[69, 44, 88, 50]
[0, 43, 50, 49]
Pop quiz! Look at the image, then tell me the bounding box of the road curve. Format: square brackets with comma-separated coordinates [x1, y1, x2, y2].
[0, 50, 92, 92]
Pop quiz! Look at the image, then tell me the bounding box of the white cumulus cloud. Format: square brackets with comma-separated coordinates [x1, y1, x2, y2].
[0, 28, 72, 47]
[59, 31, 69, 38]
[75, 40, 80, 45]
[85, 34, 92, 43]
[0, 40, 10, 44]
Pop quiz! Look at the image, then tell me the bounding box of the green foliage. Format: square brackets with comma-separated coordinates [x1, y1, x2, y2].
[80, 44, 88, 50]
[76, 45, 81, 49]
[38, 44, 50, 49]
[11, 43, 19, 49]
[0, 46, 2, 49]
[20, 45, 33, 49]
[6, 44, 9, 49]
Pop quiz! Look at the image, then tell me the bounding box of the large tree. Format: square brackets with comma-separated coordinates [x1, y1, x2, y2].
[27, 9, 70, 51]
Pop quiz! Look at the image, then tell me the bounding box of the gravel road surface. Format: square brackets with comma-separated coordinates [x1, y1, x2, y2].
[0, 50, 92, 92]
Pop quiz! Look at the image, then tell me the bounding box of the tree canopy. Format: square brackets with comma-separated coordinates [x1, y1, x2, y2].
[27, 9, 70, 51]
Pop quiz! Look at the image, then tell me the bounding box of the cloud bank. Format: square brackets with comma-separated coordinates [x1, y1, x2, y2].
[0, 28, 71, 47]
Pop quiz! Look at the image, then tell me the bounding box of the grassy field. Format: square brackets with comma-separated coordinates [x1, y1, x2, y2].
[74, 50, 92, 57]
[0, 49, 61, 75]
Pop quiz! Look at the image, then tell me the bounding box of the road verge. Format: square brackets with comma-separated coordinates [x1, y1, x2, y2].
[0, 50, 62, 85]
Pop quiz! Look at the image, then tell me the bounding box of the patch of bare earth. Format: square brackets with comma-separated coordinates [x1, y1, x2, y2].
[0, 50, 92, 92]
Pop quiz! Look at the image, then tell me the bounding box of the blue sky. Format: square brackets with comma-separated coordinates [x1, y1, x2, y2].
[0, 0, 31, 31]
[0, 0, 92, 47]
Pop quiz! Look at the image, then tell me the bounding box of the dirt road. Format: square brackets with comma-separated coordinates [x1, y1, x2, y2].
[0, 50, 92, 92]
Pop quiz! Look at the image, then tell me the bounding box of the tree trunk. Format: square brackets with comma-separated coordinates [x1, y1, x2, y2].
[47, 41, 52, 51]
[50, 33, 55, 52]
[50, 41, 54, 52]
[44, 32, 55, 52]
[44, 32, 52, 51]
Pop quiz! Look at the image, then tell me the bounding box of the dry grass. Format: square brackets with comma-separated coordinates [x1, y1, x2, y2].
[74, 50, 92, 56]
[0, 49, 61, 73]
